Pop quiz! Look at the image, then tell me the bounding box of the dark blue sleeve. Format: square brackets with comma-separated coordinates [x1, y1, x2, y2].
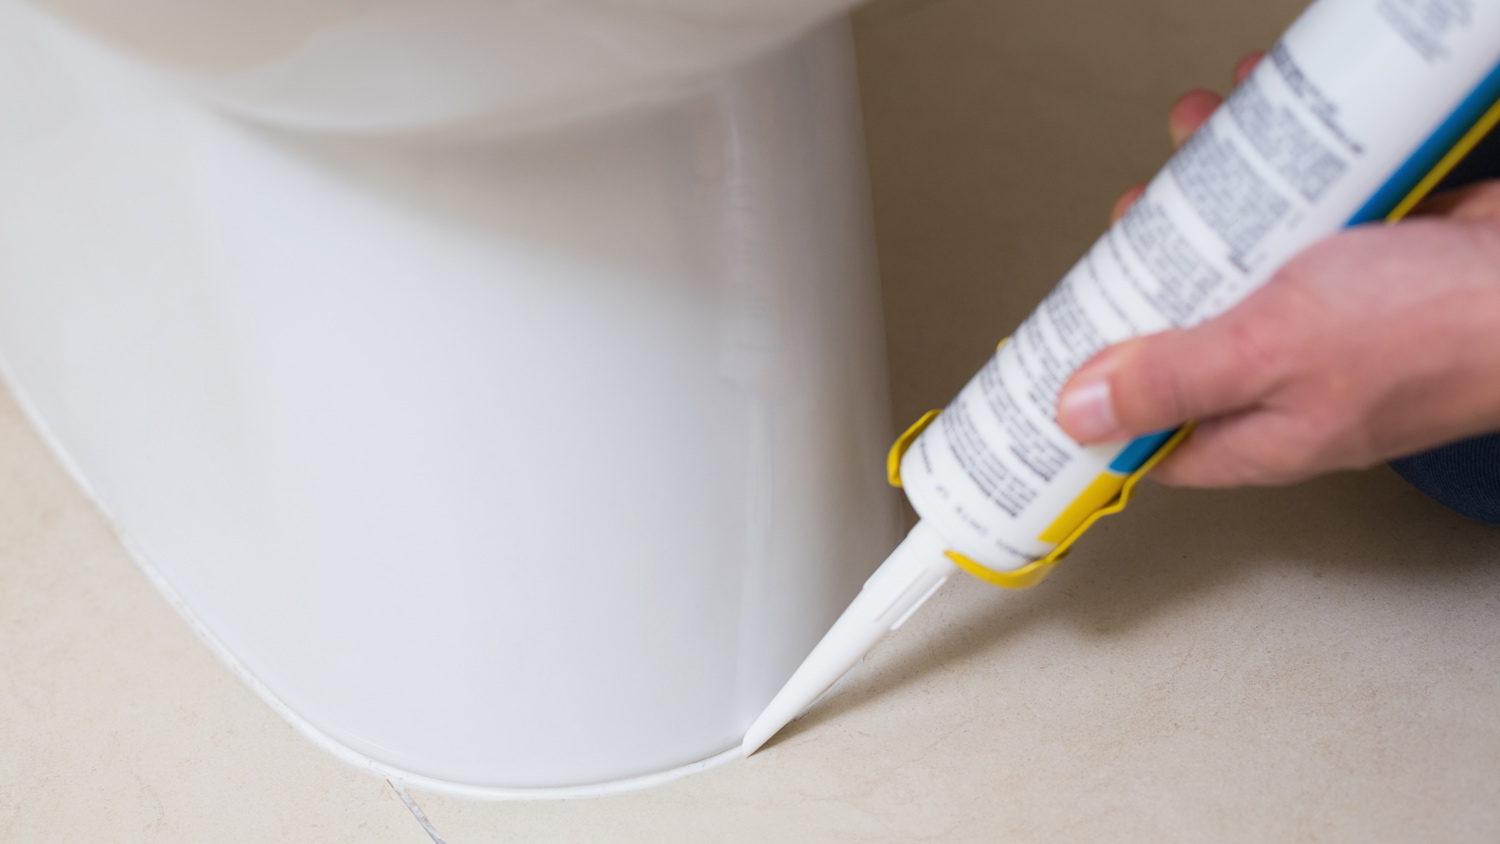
[1391, 433, 1500, 526]
[1385, 128, 1500, 527]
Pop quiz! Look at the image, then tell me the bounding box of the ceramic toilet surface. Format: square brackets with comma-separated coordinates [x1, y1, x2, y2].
[27, 0, 865, 136]
[0, 1, 899, 790]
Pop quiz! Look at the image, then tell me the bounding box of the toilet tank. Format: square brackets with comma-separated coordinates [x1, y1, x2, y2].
[0, 0, 899, 792]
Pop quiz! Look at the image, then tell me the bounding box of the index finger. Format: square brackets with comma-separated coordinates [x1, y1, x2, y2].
[1233, 52, 1265, 87]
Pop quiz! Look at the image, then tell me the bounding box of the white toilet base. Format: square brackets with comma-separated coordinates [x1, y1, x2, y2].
[0, 0, 899, 789]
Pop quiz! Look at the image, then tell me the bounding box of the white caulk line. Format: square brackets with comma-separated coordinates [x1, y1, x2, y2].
[390, 780, 449, 844]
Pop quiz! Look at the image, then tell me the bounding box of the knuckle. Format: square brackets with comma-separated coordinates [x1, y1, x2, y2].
[1225, 320, 1279, 388]
[1217, 431, 1286, 485]
[1122, 340, 1195, 428]
[1263, 405, 1362, 481]
[1237, 275, 1334, 373]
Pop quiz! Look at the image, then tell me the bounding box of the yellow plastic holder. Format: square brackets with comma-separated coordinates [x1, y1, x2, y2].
[885, 372, 1195, 590]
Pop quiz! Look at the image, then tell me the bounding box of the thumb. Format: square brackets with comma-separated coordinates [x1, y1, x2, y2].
[1055, 315, 1281, 443]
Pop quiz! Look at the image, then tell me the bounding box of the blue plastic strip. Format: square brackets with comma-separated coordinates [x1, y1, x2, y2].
[1108, 429, 1177, 474]
[1347, 57, 1500, 225]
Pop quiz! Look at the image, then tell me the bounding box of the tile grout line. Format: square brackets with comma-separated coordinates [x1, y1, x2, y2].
[389, 780, 450, 844]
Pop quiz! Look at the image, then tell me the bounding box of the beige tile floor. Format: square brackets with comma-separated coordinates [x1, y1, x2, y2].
[6, 0, 1500, 841]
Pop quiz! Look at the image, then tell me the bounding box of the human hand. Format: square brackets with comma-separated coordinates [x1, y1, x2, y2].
[1054, 55, 1500, 487]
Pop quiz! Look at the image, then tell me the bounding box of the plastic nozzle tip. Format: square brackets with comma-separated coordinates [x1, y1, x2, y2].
[739, 522, 957, 756]
[741, 714, 781, 757]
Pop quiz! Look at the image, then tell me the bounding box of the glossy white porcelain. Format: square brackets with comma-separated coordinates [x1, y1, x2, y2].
[0, 0, 899, 790]
[30, 0, 863, 136]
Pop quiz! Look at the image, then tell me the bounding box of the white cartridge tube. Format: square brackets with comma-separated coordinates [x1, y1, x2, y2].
[899, 0, 1500, 574]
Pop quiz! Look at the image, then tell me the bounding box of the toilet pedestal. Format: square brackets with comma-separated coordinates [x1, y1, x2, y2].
[0, 1, 899, 792]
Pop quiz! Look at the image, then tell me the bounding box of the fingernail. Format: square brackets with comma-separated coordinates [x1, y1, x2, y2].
[1058, 377, 1124, 442]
